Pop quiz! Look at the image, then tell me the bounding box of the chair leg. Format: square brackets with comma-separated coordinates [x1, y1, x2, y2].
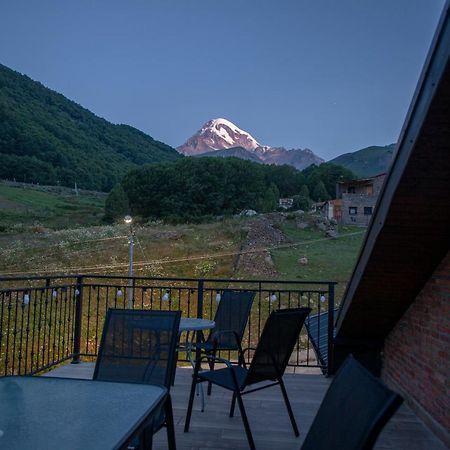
[236, 391, 256, 450]
[207, 351, 215, 396]
[279, 378, 299, 437]
[165, 395, 176, 450]
[139, 428, 153, 450]
[229, 392, 236, 418]
[184, 374, 198, 432]
[171, 350, 179, 386]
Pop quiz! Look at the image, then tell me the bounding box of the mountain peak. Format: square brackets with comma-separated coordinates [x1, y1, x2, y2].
[177, 118, 261, 155]
[177, 118, 324, 170]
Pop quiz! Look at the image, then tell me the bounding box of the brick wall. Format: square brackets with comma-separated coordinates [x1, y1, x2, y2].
[382, 251, 450, 442]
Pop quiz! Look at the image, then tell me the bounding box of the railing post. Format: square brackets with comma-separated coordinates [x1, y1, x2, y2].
[326, 283, 335, 376]
[195, 280, 204, 361]
[196, 279, 204, 319]
[71, 276, 83, 364]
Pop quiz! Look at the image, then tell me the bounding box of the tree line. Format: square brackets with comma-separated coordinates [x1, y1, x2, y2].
[105, 157, 354, 222]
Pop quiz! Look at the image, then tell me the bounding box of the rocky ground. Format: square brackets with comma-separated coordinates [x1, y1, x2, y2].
[235, 211, 341, 277]
[235, 214, 287, 277]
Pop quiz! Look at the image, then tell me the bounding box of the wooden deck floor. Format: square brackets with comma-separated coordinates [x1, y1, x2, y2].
[45, 363, 447, 450]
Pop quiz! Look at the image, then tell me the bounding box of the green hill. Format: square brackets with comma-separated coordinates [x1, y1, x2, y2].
[0, 64, 180, 191]
[329, 144, 396, 177]
[0, 181, 105, 230]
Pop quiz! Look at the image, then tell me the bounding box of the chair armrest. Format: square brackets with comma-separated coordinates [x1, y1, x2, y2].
[192, 354, 234, 374]
[199, 354, 234, 369]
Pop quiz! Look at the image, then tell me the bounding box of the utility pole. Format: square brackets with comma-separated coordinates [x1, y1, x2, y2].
[124, 215, 134, 308]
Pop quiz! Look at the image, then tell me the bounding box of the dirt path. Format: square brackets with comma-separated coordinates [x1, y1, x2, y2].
[235, 215, 287, 277]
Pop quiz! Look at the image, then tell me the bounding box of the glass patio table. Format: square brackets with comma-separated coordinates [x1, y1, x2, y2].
[0, 376, 167, 450]
[178, 317, 215, 411]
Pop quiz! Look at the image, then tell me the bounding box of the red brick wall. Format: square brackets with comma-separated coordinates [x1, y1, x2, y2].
[382, 251, 450, 437]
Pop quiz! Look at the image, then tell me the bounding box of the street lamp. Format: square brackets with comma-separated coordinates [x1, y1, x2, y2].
[124, 215, 134, 308]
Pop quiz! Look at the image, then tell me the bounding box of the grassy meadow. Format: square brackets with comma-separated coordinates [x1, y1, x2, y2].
[0, 181, 366, 304]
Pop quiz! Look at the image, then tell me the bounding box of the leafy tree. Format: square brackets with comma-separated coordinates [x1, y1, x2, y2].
[292, 184, 311, 210]
[299, 184, 310, 198]
[259, 183, 280, 212]
[104, 184, 129, 221]
[312, 180, 330, 202]
[302, 163, 355, 199]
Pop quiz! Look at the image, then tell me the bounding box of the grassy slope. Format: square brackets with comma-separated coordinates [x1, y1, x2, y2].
[271, 218, 365, 302]
[0, 184, 366, 302]
[0, 220, 244, 278]
[0, 183, 105, 230]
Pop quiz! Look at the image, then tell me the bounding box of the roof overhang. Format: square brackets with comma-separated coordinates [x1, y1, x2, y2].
[334, 3, 450, 359]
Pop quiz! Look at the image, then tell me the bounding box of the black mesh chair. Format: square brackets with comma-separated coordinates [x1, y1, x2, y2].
[304, 308, 338, 374]
[94, 309, 181, 450]
[301, 355, 403, 450]
[184, 307, 311, 450]
[193, 289, 255, 394]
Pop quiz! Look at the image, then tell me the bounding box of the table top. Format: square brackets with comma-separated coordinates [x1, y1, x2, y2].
[0, 376, 166, 450]
[179, 318, 215, 332]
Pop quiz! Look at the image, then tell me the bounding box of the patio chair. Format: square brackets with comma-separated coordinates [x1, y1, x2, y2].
[192, 289, 255, 395]
[304, 308, 338, 374]
[301, 355, 403, 450]
[184, 307, 311, 450]
[94, 308, 181, 450]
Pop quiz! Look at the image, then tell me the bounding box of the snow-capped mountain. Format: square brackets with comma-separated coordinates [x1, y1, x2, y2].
[177, 118, 324, 170]
[177, 118, 261, 155]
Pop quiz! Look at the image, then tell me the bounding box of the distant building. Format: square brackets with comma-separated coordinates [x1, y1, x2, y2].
[278, 198, 294, 209]
[335, 174, 386, 226]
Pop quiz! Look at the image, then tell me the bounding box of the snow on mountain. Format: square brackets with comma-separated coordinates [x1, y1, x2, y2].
[177, 118, 261, 155]
[177, 118, 324, 170]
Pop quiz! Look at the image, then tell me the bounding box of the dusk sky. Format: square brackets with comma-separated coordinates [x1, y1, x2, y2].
[0, 0, 445, 160]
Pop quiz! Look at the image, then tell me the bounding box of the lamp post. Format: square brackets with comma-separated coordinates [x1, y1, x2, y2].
[124, 215, 134, 308]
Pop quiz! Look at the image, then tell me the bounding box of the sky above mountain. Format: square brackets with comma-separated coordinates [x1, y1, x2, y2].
[0, 0, 445, 160]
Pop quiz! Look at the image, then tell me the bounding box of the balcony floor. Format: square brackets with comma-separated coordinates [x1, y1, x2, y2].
[45, 363, 446, 450]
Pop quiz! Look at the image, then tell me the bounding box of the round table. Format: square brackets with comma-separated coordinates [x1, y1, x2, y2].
[178, 318, 215, 411]
[179, 318, 215, 333]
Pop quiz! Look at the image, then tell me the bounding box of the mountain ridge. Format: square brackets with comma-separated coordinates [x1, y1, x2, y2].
[329, 144, 396, 177]
[177, 118, 324, 171]
[0, 64, 180, 191]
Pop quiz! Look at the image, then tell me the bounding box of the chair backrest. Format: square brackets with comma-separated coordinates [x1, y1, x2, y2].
[207, 290, 255, 348]
[304, 308, 338, 372]
[93, 309, 181, 389]
[245, 308, 311, 385]
[301, 355, 403, 450]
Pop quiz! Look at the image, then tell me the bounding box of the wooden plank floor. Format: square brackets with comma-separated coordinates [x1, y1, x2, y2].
[45, 363, 447, 450]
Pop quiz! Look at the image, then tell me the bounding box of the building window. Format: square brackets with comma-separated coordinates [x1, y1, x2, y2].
[348, 186, 356, 193]
[349, 206, 357, 215]
[364, 207, 373, 215]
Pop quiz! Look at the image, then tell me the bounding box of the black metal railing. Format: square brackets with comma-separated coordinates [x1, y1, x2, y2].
[0, 275, 337, 376]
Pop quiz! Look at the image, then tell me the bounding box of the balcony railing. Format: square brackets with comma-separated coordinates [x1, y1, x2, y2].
[0, 275, 336, 376]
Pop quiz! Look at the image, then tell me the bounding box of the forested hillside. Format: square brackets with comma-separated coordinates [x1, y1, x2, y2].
[0, 64, 180, 191]
[108, 158, 354, 222]
[329, 144, 395, 177]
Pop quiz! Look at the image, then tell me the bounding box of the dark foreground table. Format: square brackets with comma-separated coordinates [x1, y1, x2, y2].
[0, 376, 166, 450]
